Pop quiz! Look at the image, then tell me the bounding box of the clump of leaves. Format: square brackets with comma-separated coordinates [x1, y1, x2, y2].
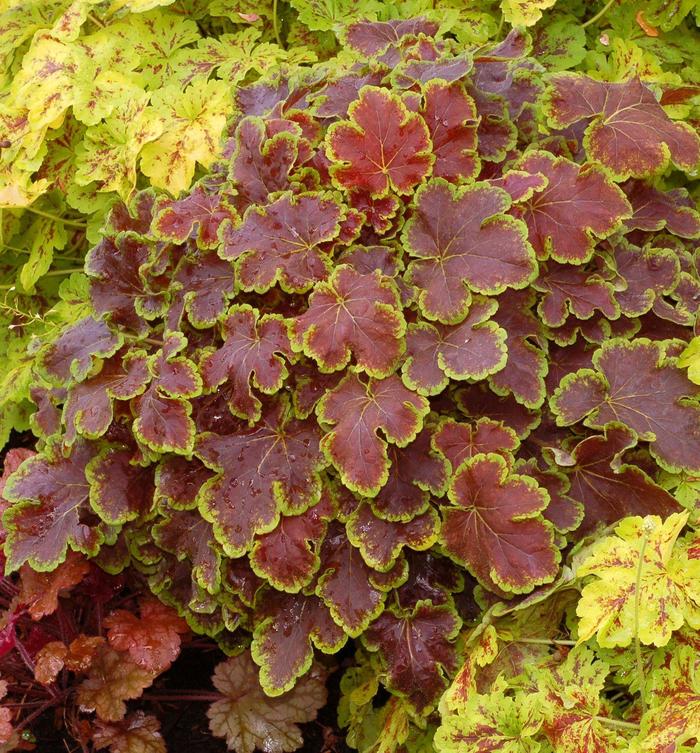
[2, 11, 700, 753]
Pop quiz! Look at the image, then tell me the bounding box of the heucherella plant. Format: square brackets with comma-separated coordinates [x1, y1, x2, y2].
[1, 5, 700, 753]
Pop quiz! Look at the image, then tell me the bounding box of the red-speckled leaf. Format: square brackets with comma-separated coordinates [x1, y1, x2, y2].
[317, 372, 429, 496]
[196, 397, 326, 557]
[315, 522, 388, 636]
[512, 151, 631, 264]
[250, 489, 334, 592]
[551, 339, 700, 472]
[372, 427, 448, 521]
[220, 192, 342, 293]
[344, 18, 439, 55]
[422, 80, 479, 182]
[347, 503, 439, 571]
[441, 453, 559, 594]
[63, 351, 150, 445]
[37, 316, 122, 385]
[326, 86, 433, 197]
[167, 251, 236, 330]
[200, 304, 292, 423]
[104, 597, 188, 673]
[534, 262, 619, 327]
[152, 186, 237, 248]
[291, 266, 405, 378]
[547, 75, 700, 178]
[152, 507, 220, 593]
[547, 423, 680, 533]
[154, 456, 212, 510]
[252, 591, 346, 694]
[404, 179, 535, 323]
[608, 243, 679, 317]
[402, 298, 507, 396]
[622, 181, 700, 238]
[18, 550, 90, 620]
[2, 441, 102, 572]
[364, 601, 460, 714]
[87, 447, 155, 525]
[433, 417, 519, 473]
[489, 290, 548, 409]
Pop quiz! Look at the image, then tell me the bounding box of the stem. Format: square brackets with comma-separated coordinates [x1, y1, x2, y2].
[634, 526, 650, 715]
[140, 692, 223, 703]
[272, 0, 283, 47]
[1, 245, 82, 262]
[515, 638, 577, 646]
[88, 12, 105, 28]
[594, 716, 640, 731]
[581, 0, 617, 28]
[41, 268, 86, 278]
[24, 207, 87, 230]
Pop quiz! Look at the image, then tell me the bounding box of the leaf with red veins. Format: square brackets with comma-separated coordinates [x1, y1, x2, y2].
[152, 507, 221, 593]
[87, 447, 155, 525]
[404, 178, 535, 324]
[195, 398, 326, 557]
[534, 262, 619, 328]
[200, 304, 292, 423]
[63, 351, 150, 445]
[516, 459, 583, 535]
[402, 298, 507, 396]
[77, 645, 155, 722]
[372, 426, 448, 522]
[19, 550, 90, 619]
[441, 453, 559, 594]
[547, 423, 680, 533]
[252, 591, 346, 695]
[93, 712, 166, 753]
[315, 522, 389, 636]
[622, 180, 700, 238]
[547, 75, 700, 179]
[344, 18, 439, 55]
[433, 417, 520, 473]
[315, 72, 385, 119]
[2, 441, 102, 572]
[250, 488, 334, 592]
[220, 192, 342, 293]
[551, 338, 700, 472]
[104, 597, 188, 673]
[37, 316, 122, 385]
[325, 86, 433, 197]
[167, 251, 236, 330]
[456, 385, 540, 438]
[152, 186, 237, 248]
[291, 266, 406, 379]
[364, 601, 460, 714]
[347, 502, 439, 572]
[228, 117, 298, 207]
[154, 460, 210, 514]
[512, 151, 631, 264]
[488, 290, 547, 409]
[316, 372, 429, 496]
[422, 80, 479, 182]
[608, 243, 679, 317]
[132, 335, 201, 455]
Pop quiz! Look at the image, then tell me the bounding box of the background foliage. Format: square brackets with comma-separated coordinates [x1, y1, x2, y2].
[1, 1, 700, 752]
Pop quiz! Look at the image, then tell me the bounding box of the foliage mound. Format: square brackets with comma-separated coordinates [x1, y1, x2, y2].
[2, 3, 700, 753]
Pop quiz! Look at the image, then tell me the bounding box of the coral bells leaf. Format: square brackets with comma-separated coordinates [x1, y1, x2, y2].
[200, 304, 292, 423]
[512, 151, 631, 264]
[19, 550, 90, 620]
[3, 441, 102, 572]
[104, 597, 188, 673]
[433, 417, 520, 473]
[317, 372, 429, 496]
[551, 339, 700, 472]
[325, 86, 433, 196]
[402, 297, 507, 396]
[547, 75, 700, 179]
[219, 192, 342, 293]
[576, 512, 700, 647]
[195, 397, 326, 557]
[441, 453, 559, 594]
[291, 266, 406, 378]
[343, 18, 439, 55]
[404, 179, 535, 323]
[93, 712, 166, 753]
[208, 652, 327, 753]
[364, 601, 461, 714]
